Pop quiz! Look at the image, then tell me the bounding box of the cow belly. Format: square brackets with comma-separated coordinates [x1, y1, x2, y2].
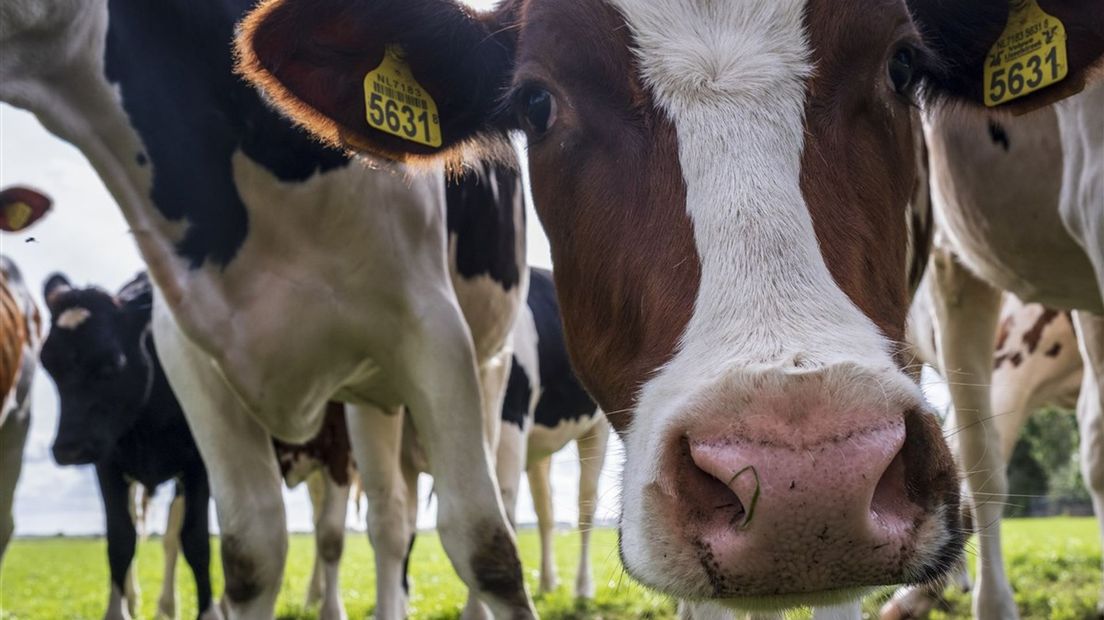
[926, 108, 1103, 313]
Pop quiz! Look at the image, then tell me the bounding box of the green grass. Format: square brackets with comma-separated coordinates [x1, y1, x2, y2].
[0, 518, 1098, 619]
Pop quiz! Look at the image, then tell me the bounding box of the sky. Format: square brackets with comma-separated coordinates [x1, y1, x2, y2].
[0, 0, 950, 537]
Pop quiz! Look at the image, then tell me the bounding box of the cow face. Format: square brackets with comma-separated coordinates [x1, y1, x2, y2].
[42, 275, 153, 466]
[237, 0, 1104, 607]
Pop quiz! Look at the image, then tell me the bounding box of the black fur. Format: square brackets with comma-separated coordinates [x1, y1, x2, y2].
[40, 272, 215, 618]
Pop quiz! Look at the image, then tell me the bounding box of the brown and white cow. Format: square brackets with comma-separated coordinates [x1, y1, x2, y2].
[0, 186, 50, 564]
[236, 0, 1104, 614]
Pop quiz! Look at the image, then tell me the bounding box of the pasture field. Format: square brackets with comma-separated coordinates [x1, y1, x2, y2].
[0, 518, 1098, 619]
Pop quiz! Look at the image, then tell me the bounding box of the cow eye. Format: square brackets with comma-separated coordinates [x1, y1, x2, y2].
[888, 47, 916, 94]
[516, 86, 557, 138]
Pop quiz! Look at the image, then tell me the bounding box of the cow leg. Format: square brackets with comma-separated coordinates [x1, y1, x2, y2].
[928, 248, 1014, 620]
[575, 416, 609, 599]
[314, 469, 349, 620]
[153, 310, 286, 620]
[496, 419, 527, 528]
[347, 404, 412, 620]
[98, 462, 137, 620]
[0, 404, 30, 563]
[304, 471, 326, 609]
[1073, 311, 1104, 616]
[392, 309, 532, 619]
[158, 490, 184, 620]
[178, 470, 219, 620]
[529, 455, 558, 594]
[124, 484, 141, 619]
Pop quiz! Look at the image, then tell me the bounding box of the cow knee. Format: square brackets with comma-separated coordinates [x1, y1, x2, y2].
[318, 530, 344, 564]
[220, 533, 281, 604]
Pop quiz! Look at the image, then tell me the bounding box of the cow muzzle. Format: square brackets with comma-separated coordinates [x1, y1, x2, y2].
[620, 366, 963, 607]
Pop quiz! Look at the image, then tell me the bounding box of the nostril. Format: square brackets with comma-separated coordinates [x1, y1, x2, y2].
[871, 448, 909, 528]
[671, 438, 752, 530]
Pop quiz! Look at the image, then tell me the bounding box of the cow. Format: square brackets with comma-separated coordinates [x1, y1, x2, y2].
[497, 267, 610, 599]
[882, 288, 1083, 619]
[42, 272, 220, 620]
[0, 186, 50, 564]
[236, 0, 1104, 615]
[41, 271, 361, 620]
[0, 1, 534, 618]
[909, 85, 1104, 618]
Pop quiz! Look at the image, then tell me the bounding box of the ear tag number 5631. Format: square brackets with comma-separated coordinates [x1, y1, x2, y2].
[363, 45, 442, 147]
[984, 0, 1068, 106]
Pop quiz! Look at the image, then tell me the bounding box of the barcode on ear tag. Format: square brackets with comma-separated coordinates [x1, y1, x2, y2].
[984, 0, 1068, 107]
[362, 45, 442, 147]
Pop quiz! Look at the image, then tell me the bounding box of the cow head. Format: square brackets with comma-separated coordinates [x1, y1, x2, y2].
[42, 274, 154, 466]
[237, 0, 1104, 608]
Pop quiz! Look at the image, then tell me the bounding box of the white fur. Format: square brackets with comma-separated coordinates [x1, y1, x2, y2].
[606, 0, 907, 596]
[56, 306, 91, 329]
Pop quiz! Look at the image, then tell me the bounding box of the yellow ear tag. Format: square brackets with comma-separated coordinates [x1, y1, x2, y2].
[984, 0, 1068, 106]
[4, 202, 32, 231]
[363, 45, 442, 147]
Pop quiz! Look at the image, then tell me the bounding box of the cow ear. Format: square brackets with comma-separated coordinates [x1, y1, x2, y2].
[909, 0, 1104, 113]
[237, 0, 520, 164]
[44, 273, 72, 313]
[0, 186, 52, 232]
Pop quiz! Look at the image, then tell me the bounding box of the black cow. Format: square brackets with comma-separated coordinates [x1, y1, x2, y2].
[41, 272, 218, 620]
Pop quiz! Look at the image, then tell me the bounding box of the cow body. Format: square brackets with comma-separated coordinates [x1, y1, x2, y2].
[918, 81, 1104, 618]
[497, 267, 610, 598]
[43, 272, 361, 620]
[0, 257, 39, 564]
[1, 1, 532, 618]
[883, 290, 1083, 619]
[42, 273, 218, 620]
[0, 186, 50, 565]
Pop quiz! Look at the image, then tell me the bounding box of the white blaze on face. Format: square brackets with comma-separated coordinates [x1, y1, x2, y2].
[604, 0, 903, 584]
[56, 307, 91, 329]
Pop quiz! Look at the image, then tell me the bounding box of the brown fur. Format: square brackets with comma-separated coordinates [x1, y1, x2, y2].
[0, 278, 27, 401]
[512, 0, 698, 430]
[272, 401, 353, 486]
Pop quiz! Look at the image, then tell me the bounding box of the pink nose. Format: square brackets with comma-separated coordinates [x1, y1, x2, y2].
[665, 410, 950, 596]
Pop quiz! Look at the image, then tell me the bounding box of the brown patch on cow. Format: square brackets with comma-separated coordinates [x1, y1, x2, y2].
[1008, 352, 1024, 367]
[800, 1, 919, 345]
[0, 278, 28, 400]
[513, 0, 699, 430]
[1045, 342, 1062, 357]
[272, 402, 353, 485]
[221, 534, 263, 603]
[470, 523, 528, 609]
[1023, 308, 1059, 353]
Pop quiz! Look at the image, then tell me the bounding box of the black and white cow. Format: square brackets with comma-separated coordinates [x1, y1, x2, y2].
[42, 272, 360, 620]
[0, 1, 533, 618]
[0, 186, 51, 565]
[497, 267, 610, 599]
[42, 272, 218, 620]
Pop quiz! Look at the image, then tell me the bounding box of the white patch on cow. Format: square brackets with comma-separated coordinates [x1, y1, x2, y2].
[56, 306, 91, 329]
[605, 0, 909, 595]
